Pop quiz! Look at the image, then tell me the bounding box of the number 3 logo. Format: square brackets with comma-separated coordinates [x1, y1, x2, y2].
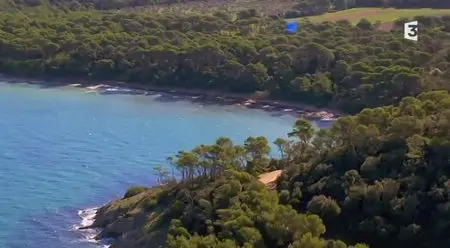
[408, 24, 418, 37]
[404, 21, 418, 41]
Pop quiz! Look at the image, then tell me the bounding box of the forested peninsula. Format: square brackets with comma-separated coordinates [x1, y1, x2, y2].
[90, 90, 450, 248]
[4, 0, 450, 247]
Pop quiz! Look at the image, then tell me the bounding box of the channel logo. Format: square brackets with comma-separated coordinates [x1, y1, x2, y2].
[404, 21, 418, 41]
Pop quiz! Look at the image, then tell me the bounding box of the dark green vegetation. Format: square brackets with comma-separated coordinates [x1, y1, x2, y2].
[2, 4, 450, 113]
[92, 137, 368, 248]
[95, 91, 450, 248]
[3, 0, 450, 16]
[4, 0, 450, 247]
[276, 91, 450, 248]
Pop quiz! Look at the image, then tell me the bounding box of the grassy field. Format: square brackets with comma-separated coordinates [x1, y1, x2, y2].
[288, 8, 450, 24]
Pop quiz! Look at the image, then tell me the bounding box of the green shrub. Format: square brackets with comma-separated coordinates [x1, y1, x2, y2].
[123, 186, 148, 199]
[144, 198, 158, 209]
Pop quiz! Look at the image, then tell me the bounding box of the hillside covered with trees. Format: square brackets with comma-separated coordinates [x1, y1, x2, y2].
[92, 90, 450, 248]
[4, 0, 450, 247]
[275, 90, 450, 248]
[90, 137, 369, 248]
[3, 0, 450, 14]
[2, 5, 450, 113]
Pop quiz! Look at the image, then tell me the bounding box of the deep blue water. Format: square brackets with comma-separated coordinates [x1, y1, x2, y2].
[0, 81, 332, 248]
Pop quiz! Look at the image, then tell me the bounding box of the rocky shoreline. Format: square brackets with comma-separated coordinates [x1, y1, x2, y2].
[75, 186, 170, 248]
[76, 207, 114, 247]
[0, 76, 341, 121]
[76, 170, 286, 248]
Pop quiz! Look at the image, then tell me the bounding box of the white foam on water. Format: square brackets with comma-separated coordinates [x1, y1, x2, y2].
[79, 208, 98, 227]
[73, 207, 112, 248]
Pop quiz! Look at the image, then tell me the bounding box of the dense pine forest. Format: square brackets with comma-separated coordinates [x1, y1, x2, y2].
[276, 91, 450, 248]
[93, 91, 450, 248]
[2, 3, 450, 112]
[3, 0, 450, 14]
[4, 0, 450, 247]
[92, 91, 450, 248]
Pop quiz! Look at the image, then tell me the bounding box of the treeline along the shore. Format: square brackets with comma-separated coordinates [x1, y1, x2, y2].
[2, 4, 450, 113]
[4, 0, 450, 248]
[92, 90, 450, 248]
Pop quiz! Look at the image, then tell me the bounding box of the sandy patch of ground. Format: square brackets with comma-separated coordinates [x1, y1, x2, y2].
[258, 170, 283, 185]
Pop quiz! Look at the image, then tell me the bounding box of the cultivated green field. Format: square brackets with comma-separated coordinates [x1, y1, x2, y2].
[288, 8, 450, 24]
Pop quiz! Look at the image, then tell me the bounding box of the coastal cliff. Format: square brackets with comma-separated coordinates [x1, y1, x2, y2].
[88, 170, 284, 248]
[89, 186, 170, 248]
[86, 169, 367, 248]
[82, 124, 369, 248]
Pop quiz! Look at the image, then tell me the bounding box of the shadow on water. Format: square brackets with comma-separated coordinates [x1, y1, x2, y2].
[150, 92, 318, 120]
[0, 77, 340, 123]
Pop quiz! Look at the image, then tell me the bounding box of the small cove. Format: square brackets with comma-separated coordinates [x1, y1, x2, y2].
[0, 81, 334, 248]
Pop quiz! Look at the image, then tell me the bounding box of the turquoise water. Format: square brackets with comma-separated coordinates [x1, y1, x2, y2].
[0, 81, 330, 248]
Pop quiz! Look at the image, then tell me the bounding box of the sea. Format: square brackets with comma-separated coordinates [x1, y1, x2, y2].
[0, 81, 334, 248]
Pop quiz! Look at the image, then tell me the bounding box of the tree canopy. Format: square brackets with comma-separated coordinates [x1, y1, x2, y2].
[1, 6, 450, 113]
[95, 138, 368, 248]
[4, 1, 450, 248]
[276, 91, 450, 248]
[98, 90, 450, 248]
[161, 90, 450, 248]
[2, 0, 449, 15]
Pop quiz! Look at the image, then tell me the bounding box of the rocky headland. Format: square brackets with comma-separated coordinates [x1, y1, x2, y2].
[79, 170, 284, 248]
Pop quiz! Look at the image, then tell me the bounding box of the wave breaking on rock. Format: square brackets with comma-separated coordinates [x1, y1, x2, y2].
[73, 208, 112, 248]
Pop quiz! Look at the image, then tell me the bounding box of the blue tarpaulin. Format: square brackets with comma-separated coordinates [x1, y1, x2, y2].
[286, 22, 298, 33]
